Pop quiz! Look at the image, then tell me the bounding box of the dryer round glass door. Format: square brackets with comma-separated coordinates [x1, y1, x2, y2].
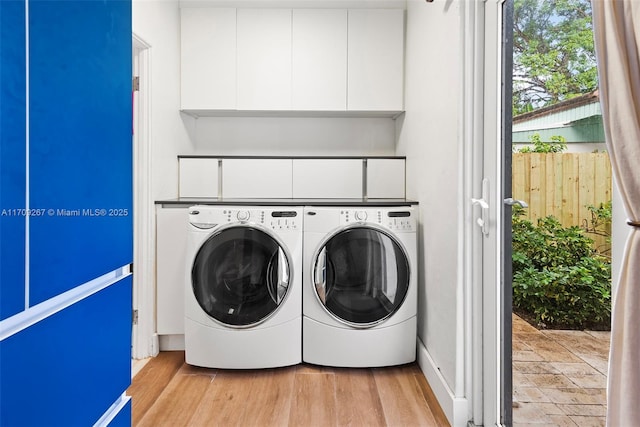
[313, 226, 410, 327]
[192, 226, 291, 327]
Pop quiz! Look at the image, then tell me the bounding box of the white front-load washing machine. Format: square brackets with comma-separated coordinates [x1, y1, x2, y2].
[184, 205, 302, 369]
[302, 206, 417, 367]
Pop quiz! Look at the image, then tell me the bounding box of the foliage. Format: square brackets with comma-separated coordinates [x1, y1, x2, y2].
[517, 133, 567, 153]
[583, 200, 612, 260]
[513, 0, 598, 115]
[511, 206, 611, 329]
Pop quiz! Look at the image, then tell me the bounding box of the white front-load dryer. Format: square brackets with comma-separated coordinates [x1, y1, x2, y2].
[302, 206, 417, 367]
[185, 205, 302, 368]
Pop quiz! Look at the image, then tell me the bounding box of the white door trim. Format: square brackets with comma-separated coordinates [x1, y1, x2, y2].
[465, 0, 508, 426]
[477, 1, 508, 425]
[132, 33, 157, 359]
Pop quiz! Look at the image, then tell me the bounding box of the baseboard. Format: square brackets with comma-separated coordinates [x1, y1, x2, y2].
[416, 337, 469, 427]
[159, 334, 185, 351]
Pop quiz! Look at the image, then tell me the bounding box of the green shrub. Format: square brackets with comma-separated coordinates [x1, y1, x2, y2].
[512, 206, 611, 329]
[517, 133, 567, 153]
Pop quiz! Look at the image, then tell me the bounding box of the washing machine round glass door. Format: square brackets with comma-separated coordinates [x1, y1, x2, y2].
[313, 226, 410, 327]
[192, 225, 291, 327]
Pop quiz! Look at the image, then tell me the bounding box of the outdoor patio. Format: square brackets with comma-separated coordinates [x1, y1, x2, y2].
[512, 313, 610, 427]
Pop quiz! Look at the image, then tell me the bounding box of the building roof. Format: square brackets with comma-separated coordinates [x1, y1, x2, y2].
[512, 90, 604, 144]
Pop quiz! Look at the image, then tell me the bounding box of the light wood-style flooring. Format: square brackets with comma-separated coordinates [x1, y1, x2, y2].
[128, 351, 450, 427]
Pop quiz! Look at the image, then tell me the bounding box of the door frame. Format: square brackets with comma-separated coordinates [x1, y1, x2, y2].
[132, 33, 157, 359]
[467, 0, 512, 425]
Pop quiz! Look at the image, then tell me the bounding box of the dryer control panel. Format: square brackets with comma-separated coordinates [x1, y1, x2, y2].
[339, 208, 416, 232]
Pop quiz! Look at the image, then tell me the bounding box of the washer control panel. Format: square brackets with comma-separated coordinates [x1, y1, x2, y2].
[189, 207, 302, 231]
[339, 208, 416, 232]
[225, 209, 300, 230]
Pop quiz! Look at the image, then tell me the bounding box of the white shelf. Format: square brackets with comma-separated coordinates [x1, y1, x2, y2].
[180, 109, 405, 119]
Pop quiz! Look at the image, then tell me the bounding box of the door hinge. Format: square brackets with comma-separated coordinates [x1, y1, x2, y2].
[132, 76, 140, 92]
[132, 309, 139, 325]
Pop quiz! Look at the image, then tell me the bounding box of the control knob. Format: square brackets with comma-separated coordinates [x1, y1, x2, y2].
[237, 210, 250, 221]
[355, 211, 367, 221]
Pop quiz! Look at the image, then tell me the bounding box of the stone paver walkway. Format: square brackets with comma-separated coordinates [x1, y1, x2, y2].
[512, 313, 610, 427]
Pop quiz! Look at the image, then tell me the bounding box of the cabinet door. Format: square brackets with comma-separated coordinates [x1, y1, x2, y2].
[1, 277, 132, 427]
[367, 158, 406, 198]
[179, 158, 220, 198]
[292, 159, 363, 198]
[0, 0, 26, 320]
[157, 206, 189, 335]
[347, 9, 404, 111]
[222, 158, 293, 198]
[292, 9, 347, 110]
[29, 0, 132, 304]
[237, 9, 292, 110]
[181, 8, 236, 110]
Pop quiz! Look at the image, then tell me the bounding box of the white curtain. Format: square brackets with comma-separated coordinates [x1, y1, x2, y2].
[591, 1, 640, 425]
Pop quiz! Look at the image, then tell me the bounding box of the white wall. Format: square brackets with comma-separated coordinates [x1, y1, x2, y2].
[133, 0, 193, 201]
[397, 0, 464, 423]
[184, 116, 396, 156]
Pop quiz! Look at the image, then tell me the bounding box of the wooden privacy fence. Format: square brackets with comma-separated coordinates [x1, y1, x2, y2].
[512, 152, 612, 252]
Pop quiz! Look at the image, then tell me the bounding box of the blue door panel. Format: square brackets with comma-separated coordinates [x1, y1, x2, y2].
[28, 0, 132, 305]
[0, 276, 132, 427]
[0, 0, 26, 320]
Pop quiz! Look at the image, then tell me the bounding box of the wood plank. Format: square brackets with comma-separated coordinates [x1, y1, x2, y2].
[578, 153, 595, 229]
[553, 153, 564, 221]
[334, 369, 386, 427]
[240, 368, 297, 426]
[373, 365, 439, 426]
[523, 154, 532, 221]
[137, 364, 213, 427]
[512, 153, 527, 212]
[561, 154, 573, 226]
[289, 372, 337, 427]
[128, 351, 185, 426]
[188, 370, 256, 426]
[545, 154, 555, 218]
[589, 153, 611, 253]
[529, 154, 543, 224]
[411, 365, 451, 427]
[296, 363, 334, 374]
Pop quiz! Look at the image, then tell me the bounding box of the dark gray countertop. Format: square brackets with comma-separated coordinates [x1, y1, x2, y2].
[155, 198, 418, 206]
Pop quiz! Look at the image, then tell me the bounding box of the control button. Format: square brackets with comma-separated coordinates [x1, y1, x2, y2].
[237, 211, 250, 221]
[355, 211, 367, 221]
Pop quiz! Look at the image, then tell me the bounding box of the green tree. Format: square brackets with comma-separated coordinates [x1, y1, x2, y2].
[513, 0, 598, 115]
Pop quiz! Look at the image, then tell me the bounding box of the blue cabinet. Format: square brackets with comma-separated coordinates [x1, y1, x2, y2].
[0, 1, 133, 425]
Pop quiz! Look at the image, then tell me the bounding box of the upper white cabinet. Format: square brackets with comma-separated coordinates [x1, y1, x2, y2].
[180, 7, 405, 114]
[180, 8, 236, 110]
[237, 9, 292, 110]
[292, 9, 347, 111]
[347, 9, 404, 111]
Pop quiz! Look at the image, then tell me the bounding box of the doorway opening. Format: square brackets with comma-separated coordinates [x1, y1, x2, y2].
[509, 1, 611, 425]
[132, 34, 156, 365]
